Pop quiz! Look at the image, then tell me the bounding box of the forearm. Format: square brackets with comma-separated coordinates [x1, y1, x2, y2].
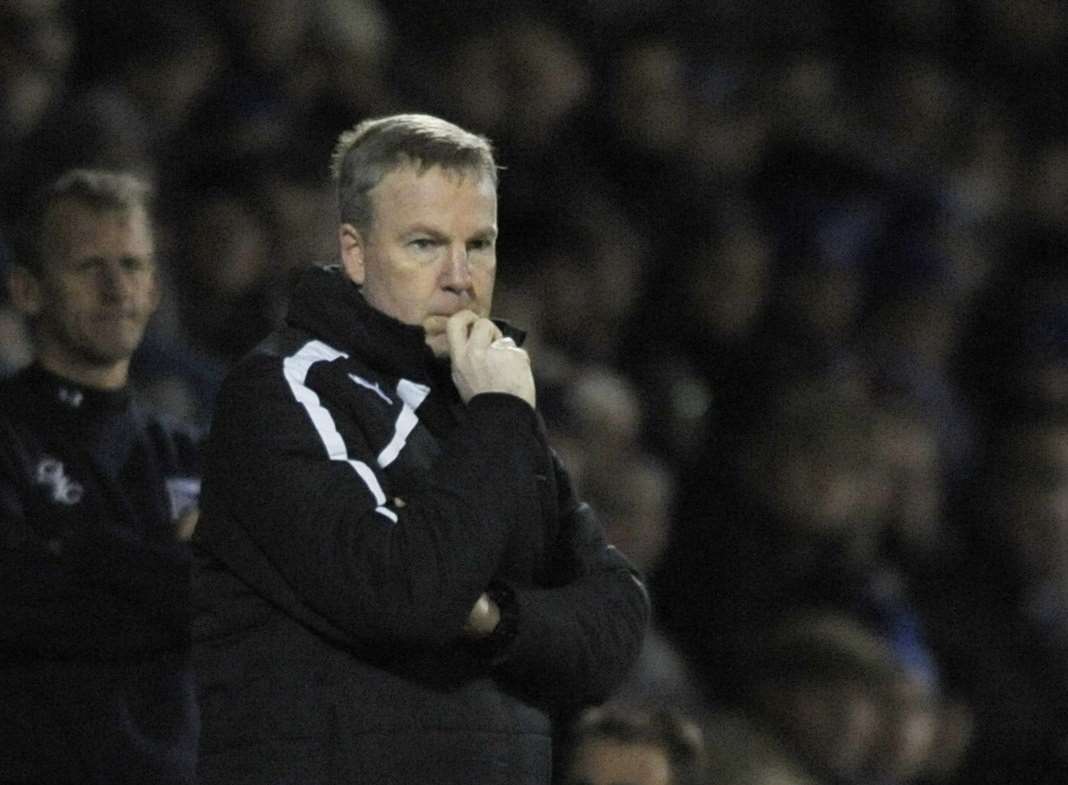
[202, 392, 549, 648]
[476, 469, 652, 708]
[489, 566, 650, 709]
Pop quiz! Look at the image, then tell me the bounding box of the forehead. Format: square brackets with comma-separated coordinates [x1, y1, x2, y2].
[369, 164, 497, 225]
[44, 200, 153, 259]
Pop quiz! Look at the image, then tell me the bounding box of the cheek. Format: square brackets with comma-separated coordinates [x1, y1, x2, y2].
[473, 266, 496, 306]
[47, 283, 92, 319]
[386, 265, 440, 301]
[139, 276, 162, 312]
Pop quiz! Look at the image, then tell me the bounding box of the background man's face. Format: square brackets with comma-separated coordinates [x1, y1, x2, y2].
[344, 163, 498, 357]
[33, 200, 159, 374]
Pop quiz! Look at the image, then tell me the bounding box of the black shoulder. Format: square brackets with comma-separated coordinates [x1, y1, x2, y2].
[133, 401, 203, 477]
[0, 368, 31, 413]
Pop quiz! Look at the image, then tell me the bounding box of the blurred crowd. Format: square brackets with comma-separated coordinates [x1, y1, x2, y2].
[2, 1, 1067, 784]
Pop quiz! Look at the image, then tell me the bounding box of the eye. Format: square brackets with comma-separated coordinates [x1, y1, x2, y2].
[468, 236, 495, 252]
[122, 256, 151, 273]
[408, 238, 436, 251]
[76, 257, 105, 272]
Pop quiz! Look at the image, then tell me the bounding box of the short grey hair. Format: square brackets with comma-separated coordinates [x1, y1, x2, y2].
[330, 113, 498, 233]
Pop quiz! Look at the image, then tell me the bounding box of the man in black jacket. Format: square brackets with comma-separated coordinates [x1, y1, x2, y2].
[192, 113, 650, 784]
[0, 169, 200, 783]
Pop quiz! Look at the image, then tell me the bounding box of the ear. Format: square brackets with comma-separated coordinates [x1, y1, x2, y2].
[7, 265, 44, 318]
[338, 223, 366, 286]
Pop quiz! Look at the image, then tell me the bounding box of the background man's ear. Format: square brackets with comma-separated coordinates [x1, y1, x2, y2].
[7, 266, 44, 317]
[338, 224, 366, 285]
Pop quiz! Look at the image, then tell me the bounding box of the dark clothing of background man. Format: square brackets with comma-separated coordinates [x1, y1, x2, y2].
[193, 264, 648, 784]
[0, 364, 200, 783]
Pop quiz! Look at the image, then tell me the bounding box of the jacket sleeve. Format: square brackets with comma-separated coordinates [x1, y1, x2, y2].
[487, 457, 651, 709]
[197, 355, 547, 651]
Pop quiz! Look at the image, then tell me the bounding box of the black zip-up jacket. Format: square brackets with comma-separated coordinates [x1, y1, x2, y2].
[192, 265, 649, 785]
[0, 364, 200, 784]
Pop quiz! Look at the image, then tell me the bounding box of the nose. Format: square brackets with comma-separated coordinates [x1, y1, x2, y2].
[98, 261, 130, 301]
[441, 244, 473, 293]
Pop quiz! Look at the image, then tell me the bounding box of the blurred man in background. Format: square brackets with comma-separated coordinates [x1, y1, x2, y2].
[0, 169, 200, 783]
[556, 705, 706, 785]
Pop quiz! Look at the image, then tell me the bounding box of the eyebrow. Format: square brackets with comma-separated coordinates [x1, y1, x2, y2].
[403, 224, 497, 242]
[71, 253, 152, 265]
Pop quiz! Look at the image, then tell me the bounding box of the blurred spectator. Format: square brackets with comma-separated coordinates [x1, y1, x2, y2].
[215, 0, 312, 77]
[702, 708, 825, 785]
[174, 189, 284, 364]
[914, 412, 1068, 785]
[943, 102, 1020, 224]
[541, 365, 705, 715]
[1026, 139, 1068, 232]
[957, 221, 1068, 426]
[307, 0, 395, 125]
[993, 417, 1068, 613]
[583, 452, 673, 577]
[748, 613, 892, 784]
[498, 13, 594, 151]
[0, 0, 73, 172]
[686, 59, 770, 189]
[556, 705, 706, 785]
[740, 612, 955, 785]
[609, 38, 692, 162]
[261, 163, 351, 275]
[64, 2, 224, 184]
[623, 195, 773, 465]
[559, 365, 645, 465]
[653, 377, 943, 707]
[866, 54, 966, 169]
[4, 86, 157, 240]
[862, 226, 980, 490]
[869, 397, 956, 573]
[519, 190, 650, 367]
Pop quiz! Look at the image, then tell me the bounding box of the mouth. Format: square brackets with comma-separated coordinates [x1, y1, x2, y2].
[95, 308, 143, 327]
[97, 311, 137, 321]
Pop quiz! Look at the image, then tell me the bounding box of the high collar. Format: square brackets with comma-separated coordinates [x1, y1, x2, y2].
[21, 363, 131, 418]
[285, 264, 525, 383]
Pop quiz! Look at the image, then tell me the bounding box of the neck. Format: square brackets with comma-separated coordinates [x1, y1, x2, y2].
[37, 353, 130, 391]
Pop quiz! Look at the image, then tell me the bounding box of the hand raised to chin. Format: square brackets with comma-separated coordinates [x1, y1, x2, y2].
[446, 311, 535, 408]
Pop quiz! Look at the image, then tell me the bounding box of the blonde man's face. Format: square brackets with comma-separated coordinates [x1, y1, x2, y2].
[22, 200, 159, 386]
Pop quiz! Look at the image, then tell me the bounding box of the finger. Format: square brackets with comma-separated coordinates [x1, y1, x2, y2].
[490, 336, 518, 350]
[446, 311, 480, 356]
[423, 315, 449, 336]
[466, 318, 501, 349]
